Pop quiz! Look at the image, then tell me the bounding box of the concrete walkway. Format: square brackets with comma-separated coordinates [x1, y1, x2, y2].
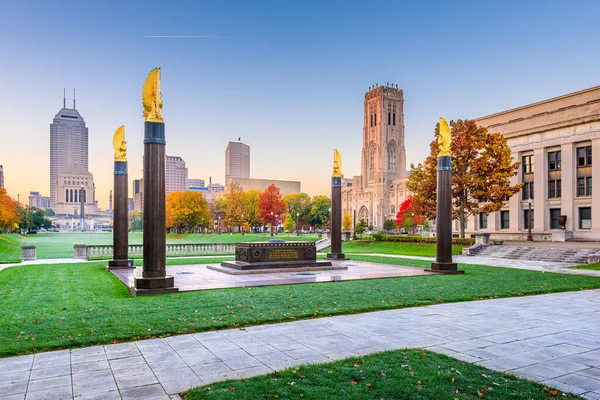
[1, 290, 599, 399]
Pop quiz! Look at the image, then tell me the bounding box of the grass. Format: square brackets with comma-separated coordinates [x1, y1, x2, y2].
[1, 258, 599, 357]
[569, 262, 600, 271]
[0, 232, 319, 260]
[0, 234, 24, 263]
[342, 240, 465, 257]
[184, 349, 581, 400]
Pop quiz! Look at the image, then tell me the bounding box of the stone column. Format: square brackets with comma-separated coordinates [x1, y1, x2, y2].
[561, 143, 575, 231]
[327, 176, 347, 260]
[428, 156, 463, 274]
[133, 122, 177, 295]
[533, 147, 546, 232]
[108, 161, 133, 269]
[80, 186, 85, 232]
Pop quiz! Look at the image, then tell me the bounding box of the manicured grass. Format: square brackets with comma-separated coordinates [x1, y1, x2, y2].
[342, 240, 464, 257]
[185, 349, 581, 400]
[569, 262, 600, 271]
[0, 234, 24, 263]
[1, 258, 599, 357]
[7, 232, 319, 260]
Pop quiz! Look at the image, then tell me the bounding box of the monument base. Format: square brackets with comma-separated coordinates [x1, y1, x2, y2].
[326, 252, 348, 260]
[209, 263, 346, 275]
[131, 276, 178, 297]
[221, 259, 332, 271]
[425, 262, 464, 274]
[107, 259, 134, 269]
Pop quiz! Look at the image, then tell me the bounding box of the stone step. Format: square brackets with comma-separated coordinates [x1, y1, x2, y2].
[468, 245, 595, 264]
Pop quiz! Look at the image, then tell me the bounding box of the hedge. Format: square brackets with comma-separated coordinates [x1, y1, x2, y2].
[372, 233, 475, 246]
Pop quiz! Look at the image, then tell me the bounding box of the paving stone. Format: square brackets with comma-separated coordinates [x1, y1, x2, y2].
[0, 355, 33, 373]
[189, 361, 232, 377]
[112, 363, 153, 378]
[0, 371, 30, 385]
[209, 348, 248, 361]
[551, 373, 600, 392]
[174, 346, 214, 359]
[161, 375, 204, 395]
[120, 383, 169, 400]
[27, 375, 71, 392]
[0, 380, 27, 397]
[149, 357, 188, 371]
[25, 385, 72, 400]
[153, 366, 197, 383]
[75, 391, 121, 400]
[109, 355, 147, 372]
[105, 348, 141, 360]
[1, 394, 25, 400]
[29, 364, 71, 380]
[115, 369, 159, 389]
[72, 369, 117, 397]
[222, 355, 264, 370]
[71, 359, 110, 374]
[71, 345, 104, 357]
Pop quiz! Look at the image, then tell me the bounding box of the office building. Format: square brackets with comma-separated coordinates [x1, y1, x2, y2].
[166, 155, 188, 194]
[225, 141, 250, 182]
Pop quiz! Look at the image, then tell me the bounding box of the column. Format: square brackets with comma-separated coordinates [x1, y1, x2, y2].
[108, 161, 133, 269]
[561, 143, 575, 231]
[592, 138, 600, 234]
[533, 147, 546, 232]
[509, 151, 520, 233]
[327, 176, 346, 259]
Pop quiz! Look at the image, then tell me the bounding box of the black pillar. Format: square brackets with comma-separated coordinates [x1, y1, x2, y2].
[108, 161, 133, 269]
[427, 156, 463, 274]
[79, 187, 85, 231]
[133, 122, 178, 295]
[327, 176, 347, 260]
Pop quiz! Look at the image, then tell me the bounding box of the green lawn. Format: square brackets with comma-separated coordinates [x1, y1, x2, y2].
[0, 232, 319, 260]
[185, 349, 580, 400]
[342, 240, 465, 257]
[0, 234, 24, 263]
[570, 262, 600, 271]
[0, 258, 599, 357]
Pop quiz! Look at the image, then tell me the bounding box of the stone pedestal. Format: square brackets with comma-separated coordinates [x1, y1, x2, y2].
[552, 230, 573, 242]
[21, 246, 36, 261]
[327, 177, 347, 260]
[475, 233, 490, 246]
[108, 161, 133, 270]
[427, 156, 464, 274]
[133, 121, 177, 296]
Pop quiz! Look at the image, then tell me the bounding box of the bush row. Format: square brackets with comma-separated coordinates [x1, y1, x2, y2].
[372, 233, 475, 246]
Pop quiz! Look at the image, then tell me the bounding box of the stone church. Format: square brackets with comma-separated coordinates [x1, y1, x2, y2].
[342, 84, 410, 229]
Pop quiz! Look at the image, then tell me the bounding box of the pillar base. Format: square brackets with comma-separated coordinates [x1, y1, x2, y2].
[107, 259, 134, 269]
[426, 262, 464, 274]
[132, 276, 178, 296]
[326, 253, 348, 260]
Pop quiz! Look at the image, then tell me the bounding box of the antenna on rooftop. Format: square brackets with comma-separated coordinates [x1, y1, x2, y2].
[73, 89, 76, 110]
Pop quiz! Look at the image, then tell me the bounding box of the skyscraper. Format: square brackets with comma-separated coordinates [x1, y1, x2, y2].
[0, 165, 4, 189]
[49, 91, 89, 208]
[225, 141, 250, 183]
[166, 155, 188, 194]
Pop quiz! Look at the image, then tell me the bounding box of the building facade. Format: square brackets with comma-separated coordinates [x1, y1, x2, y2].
[49, 95, 89, 209]
[54, 163, 96, 216]
[166, 155, 188, 195]
[132, 179, 142, 211]
[225, 141, 250, 182]
[226, 177, 301, 196]
[463, 86, 600, 240]
[188, 178, 205, 189]
[28, 192, 51, 209]
[341, 84, 410, 229]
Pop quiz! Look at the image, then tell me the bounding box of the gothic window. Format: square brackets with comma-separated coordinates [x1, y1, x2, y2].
[65, 189, 68, 203]
[370, 114, 373, 127]
[393, 113, 396, 126]
[390, 205, 395, 214]
[374, 113, 377, 126]
[69, 189, 73, 203]
[387, 142, 397, 172]
[388, 112, 391, 125]
[74, 190, 78, 204]
[369, 145, 376, 181]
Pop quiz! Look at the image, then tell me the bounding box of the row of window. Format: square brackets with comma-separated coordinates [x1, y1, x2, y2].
[65, 189, 86, 203]
[479, 207, 591, 230]
[369, 112, 397, 127]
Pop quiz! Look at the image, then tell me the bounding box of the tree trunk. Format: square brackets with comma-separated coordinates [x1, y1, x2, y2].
[460, 190, 466, 239]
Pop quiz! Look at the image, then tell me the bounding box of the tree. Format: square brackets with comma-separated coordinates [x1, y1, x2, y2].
[31, 209, 52, 230]
[407, 119, 522, 238]
[342, 212, 353, 231]
[17, 206, 33, 233]
[210, 196, 227, 233]
[224, 183, 247, 232]
[308, 195, 331, 230]
[0, 189, 18, 232]
[244, 189, 262, 230]
[283, 214, 295, 232]
[166, 191, 210, 233]
[283, 193, 312, 228]
[383, 219, 397, 231]
[257, 184, 287, 235]
[129, 210, 143, 232]
[395, 199, 426, 234]
[355, 219, 368, 238]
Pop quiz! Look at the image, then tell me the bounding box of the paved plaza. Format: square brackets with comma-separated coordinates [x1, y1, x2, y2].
[0, 289, 599, 399]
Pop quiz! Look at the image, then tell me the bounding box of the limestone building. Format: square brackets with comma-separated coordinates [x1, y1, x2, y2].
[464, 86, 600, 241]
[226, 177, 301, 196]
[132, 179, 142, 211]
[49, 92, 89, 209]
[166, 155, 188, 194]
[29, 192, 51, 209]
[341, 84, 410, 229]
[54, 163, 96, 216]
[225, 141, 250, 182]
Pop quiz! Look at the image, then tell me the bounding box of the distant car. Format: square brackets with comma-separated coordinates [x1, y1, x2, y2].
[27, 230, 38, 234]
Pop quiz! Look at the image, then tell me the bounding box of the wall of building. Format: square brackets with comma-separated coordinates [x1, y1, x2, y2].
[227, 177, 300, 196]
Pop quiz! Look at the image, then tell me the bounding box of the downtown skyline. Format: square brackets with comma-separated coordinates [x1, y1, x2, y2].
[2, 0, 600, 209]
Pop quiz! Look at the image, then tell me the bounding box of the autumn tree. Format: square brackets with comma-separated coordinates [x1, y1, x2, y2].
[224, 183, 247, 232]
[395, 199, 426, 233]
[283, 214, 295, 232]
[244, 189, 262, 230]
[308, 195, 331, 230]
[342, 212, 353, 231]
[166, 191, 210, 233]
[407, 119, 522, 238]
[129, 210, 143, 232]
[0, 189, 18, 232]
[210, 196, 227, 233]
[257, 184, 287, 235]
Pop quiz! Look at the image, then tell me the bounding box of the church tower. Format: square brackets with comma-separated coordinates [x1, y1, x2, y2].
[360, 84, 407, 188]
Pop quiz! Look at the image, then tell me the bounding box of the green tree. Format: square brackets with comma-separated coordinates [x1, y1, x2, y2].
[355, 219, 368, 238]
[17, 206, 33, 233]
[308, 195, 331, 230]
[31, 209, 52, 230]
[245, 189, 262, 230]
[383, 218, 397, 231]
[283, 193, 312, 227]
[129, 210, 143, 232]
[407, 119, 522, 238]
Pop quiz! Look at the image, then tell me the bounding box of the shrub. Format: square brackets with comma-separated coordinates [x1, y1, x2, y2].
[372, 234, 474, 246]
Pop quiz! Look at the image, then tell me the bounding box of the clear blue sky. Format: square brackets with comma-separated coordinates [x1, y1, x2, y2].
[1, 0, 599, 208]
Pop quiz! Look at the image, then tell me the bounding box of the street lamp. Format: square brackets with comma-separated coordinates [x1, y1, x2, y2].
[201, 217, 204, 234]
[411, 212, 415, 235]
[270, 211, 274, 236]
[296, 212, 300, 236]
[241, 214, 244, 235]
[352, 206, 357, 240]
[217, 216, 221, 235]
[527, 197, 533, 241]
[275, 214, 279, 235]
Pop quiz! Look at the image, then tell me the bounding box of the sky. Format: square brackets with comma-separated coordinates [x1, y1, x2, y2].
[1, 0, 600, 209]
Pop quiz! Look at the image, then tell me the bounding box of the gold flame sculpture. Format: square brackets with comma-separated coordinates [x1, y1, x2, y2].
[113, 125, 127, 162]
[142, 68, 163, 123]
[333, 149, 342, 177]
[438, 117, 451, 157]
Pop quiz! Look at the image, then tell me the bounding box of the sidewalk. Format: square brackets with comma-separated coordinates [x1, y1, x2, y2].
[1, 290, 599, 399]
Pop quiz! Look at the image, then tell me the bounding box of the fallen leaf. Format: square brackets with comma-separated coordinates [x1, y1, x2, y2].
[350, 379, 358, 385]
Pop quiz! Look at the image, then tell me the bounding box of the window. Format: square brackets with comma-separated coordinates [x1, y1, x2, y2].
[390, 205, 395, 214]
[577, 177, 592, 197]
[369, 145, 376, 181]
[65, 189, 68, 203]
[387, 143, 396, 173]
[550, 208, 561, 229]
[69, 189, 73, 203]
[388, 112, 391, 125]
[479, 213, 488, 229]
[522, 155, 534, 174]
[74, 190, 78, 204]
[548, 180, 561, 198]
[524, 209, 534, 229]
[374, 114, 377, 126]
[370, 114, 373, 127]
[579, 207, 592, 229]
[577, 146, 592, 167]
[548, 151, 561, 171]
[523, 181, 534, 200]
[393, 113, 396, 126]
[501, 211, 510, 229]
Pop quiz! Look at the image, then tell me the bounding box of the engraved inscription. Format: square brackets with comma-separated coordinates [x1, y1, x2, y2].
[268, 249, 300, 261]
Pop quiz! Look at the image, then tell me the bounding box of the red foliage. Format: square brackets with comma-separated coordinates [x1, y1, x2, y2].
[257, 184, 287, 226]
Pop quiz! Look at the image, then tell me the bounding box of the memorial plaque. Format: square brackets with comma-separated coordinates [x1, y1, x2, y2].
[221, 242, 332, 271]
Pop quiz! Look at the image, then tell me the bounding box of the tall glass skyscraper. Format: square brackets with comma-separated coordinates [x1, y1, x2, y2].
[49, 93, 88, 209]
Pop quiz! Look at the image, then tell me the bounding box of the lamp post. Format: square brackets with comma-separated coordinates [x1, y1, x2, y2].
[228, 218, 232, 234]
[270, 211, 274, 236]
[241, 214, 244, 235]
[411, 212, 414, 235]
[296, 212, 300, 236]
[201, 217, 204, 234]
[353, 207, 357, 240]
[527, 197, 533, 241]
[275, 214, 279, 235]
[328, 207, 332, 232]
[217, 216, 221, 235]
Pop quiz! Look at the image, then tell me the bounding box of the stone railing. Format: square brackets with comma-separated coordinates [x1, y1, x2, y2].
[315, 238, 331, 252]
[78, 243, 237, 259]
